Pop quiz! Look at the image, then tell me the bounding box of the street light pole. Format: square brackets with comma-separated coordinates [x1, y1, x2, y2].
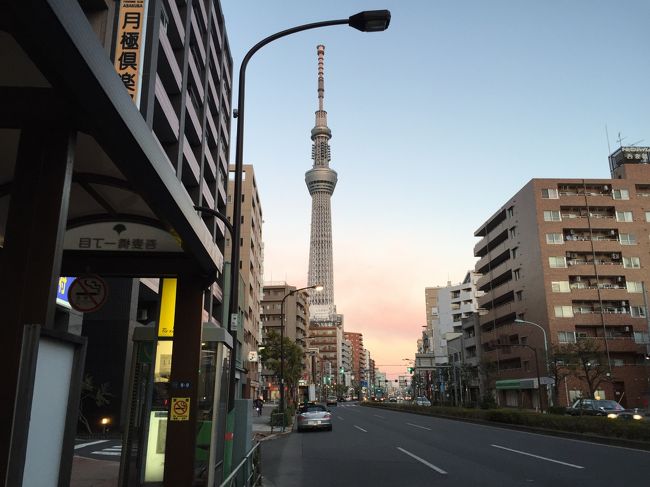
[279, 285, 323, 425]
[224, 9, 390, 469]
[515, 319, 551, 406]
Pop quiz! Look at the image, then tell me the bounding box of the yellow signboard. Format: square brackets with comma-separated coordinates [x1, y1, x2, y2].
[114, 0, 148, 106]
[170, 397, 190, 421]
[158, 278, 177, 338]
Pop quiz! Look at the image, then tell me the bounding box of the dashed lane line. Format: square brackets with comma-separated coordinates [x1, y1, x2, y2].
[354, 425, 368, 433]
[406, 422, 432, 431]
[397, 447, 447, 475]
[491, 444, 584, 469]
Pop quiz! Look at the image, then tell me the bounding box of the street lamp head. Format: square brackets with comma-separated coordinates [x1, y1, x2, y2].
[313, 284, 324, 292]
[514, 319, 524, 323]
[348, 10, 391, 32]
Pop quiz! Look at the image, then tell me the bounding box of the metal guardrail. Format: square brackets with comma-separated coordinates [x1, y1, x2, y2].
[219, 441, 262, 487]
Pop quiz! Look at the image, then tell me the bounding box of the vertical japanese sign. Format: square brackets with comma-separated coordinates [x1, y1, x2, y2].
[114, 0, 149, 107]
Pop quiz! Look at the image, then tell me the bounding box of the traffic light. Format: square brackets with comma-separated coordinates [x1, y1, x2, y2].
[407, 367, 414, 373]
[339, 367, 344, 374]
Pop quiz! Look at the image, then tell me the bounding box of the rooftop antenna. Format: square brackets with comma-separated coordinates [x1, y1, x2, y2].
[617, 132, 626, 148]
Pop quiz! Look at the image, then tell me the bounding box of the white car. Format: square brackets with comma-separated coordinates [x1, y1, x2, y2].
[414, 396, 431, 406]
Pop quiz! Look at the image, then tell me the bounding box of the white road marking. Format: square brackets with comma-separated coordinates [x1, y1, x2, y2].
[397, 447, 447, 475]
[91, 451, 121, 456]
[491, 444, 584, 469]
[407, 422, 432, 431]
[373, 414, 385, 419]
[74, 440, 109, 450]
[354, 425, 368, 433]
[337, 416, 344, 420]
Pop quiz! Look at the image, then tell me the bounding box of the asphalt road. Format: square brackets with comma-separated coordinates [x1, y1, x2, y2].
[74, 439, 122, 462]
[261, 402, 650, 487]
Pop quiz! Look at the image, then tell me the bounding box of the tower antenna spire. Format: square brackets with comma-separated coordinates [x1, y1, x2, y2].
[317, 44, 325, 111]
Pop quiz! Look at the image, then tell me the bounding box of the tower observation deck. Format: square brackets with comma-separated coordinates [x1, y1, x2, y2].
[306, 44, 337, 321]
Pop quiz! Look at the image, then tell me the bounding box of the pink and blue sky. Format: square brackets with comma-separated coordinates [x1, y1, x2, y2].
[222, 0, 650, 378]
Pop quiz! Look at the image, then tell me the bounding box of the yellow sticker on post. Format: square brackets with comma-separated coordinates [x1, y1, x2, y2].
[170, 397, 190, 421]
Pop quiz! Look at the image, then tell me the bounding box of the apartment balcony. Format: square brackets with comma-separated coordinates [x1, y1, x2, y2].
[558, 183, 612, 199]
[576, 336, 645, 353]
[474, 228, 508, 258]
[477, 301, 517, 325]
[477, 281, 514, 308]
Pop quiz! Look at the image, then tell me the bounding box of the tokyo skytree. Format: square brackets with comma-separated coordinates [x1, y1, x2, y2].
[306, 45, 337, 321]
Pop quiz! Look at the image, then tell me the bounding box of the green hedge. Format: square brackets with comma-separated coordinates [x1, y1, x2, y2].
[362, 402, 650, 443]
[269, 405, 295, 427]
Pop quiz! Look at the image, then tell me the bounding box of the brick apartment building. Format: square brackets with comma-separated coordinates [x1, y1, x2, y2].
[475, 147, 650, 409]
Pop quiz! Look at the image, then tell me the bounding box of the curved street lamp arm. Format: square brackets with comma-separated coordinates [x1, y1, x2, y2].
[193, 205, 234, 238]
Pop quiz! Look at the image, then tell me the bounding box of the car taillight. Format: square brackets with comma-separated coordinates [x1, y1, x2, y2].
[324, 414, 331, 419]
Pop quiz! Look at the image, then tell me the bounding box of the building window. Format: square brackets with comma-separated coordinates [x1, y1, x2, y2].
[646, 211, 650, 222]
[616, 211, 633, 222]
[554, 305, 574, 318]
[634, 331, 650, 343]
[509, 227, 516, 238]
[543, 210, 561, 222]
[627, 281, 643, 293]
[512, 247, 519, 259]
[619, 233, 636, 245]
[513, 269, 521, 281]
[541, 188, 559, 199]
[507, 206, 514, 218]
[551, 281, 570, 293]
[612, 189, 629, 200]
[558, 331, 576, 343]
[623, 256, 640, 268]
[546, 233, 563, 244]
[549, 256, 567, 268]
[515, 290, 523, 301]
[631, 306, 647, 317]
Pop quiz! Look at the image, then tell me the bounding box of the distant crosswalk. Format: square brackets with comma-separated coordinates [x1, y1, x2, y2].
[74, 439, 122, 461]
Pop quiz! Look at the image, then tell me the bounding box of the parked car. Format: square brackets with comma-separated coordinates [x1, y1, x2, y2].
[296, 403, 332, 432]
[414, 396, 431, 406]
[326, 396, 337, 406]
[566, 398, 625, 416]
[606, 410, 644, 421]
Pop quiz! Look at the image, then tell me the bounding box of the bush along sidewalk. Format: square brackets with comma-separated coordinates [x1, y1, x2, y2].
[362, 402, 650, 444]
[269, 405, 295, 428]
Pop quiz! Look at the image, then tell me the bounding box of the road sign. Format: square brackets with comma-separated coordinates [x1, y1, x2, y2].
[170, 397, 190, 421]
[68, 275, 108, 312]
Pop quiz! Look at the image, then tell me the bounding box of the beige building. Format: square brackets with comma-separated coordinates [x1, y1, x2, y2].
[227, 164, 264, 399]
[260, 283, 311, 399]
[475, 147, 650, 409]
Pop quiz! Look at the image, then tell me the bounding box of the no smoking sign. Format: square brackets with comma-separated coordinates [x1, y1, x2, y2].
[68, 275, 108, 313]
[170, 397, 190, 421]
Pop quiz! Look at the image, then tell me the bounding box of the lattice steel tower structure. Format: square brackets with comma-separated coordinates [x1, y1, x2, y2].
[306, 45, 337, 321]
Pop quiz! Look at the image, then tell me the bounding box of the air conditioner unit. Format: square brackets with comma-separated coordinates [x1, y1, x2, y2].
[603, 185, 609, 190]
[610, 230, 616, 235]
[624, 326, 630, 332]
[621, 301, 627, 306]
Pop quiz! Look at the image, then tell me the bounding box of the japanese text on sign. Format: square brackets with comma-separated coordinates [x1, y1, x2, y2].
[114, 1, 148, 106]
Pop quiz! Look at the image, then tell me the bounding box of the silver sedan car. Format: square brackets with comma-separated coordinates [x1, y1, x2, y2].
[296, 403, 332, 432]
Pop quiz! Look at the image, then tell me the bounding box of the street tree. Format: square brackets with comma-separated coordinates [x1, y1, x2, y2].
[548, 343, 577, 406]
[573, 338, 611, 399]
[260, 330, 304, 406]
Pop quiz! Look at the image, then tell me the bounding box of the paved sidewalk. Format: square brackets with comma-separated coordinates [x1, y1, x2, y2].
[69, 402, 288, 486]
[70, 456, 119, 487]
[252, 402, 292, 441]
